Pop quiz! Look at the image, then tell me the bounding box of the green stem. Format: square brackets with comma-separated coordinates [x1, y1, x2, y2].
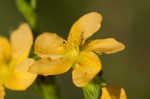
[82, 72, 107, 99]
[31, 0, 37, 9]
[15, 1, 60, 99]
[34, 76, 60, 99]
[16, 0, 37, 31]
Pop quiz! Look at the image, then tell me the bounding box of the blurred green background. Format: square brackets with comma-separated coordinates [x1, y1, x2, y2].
[0, 0, 150, 99]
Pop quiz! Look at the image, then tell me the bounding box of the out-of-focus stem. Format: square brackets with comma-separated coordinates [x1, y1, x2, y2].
[31, 0, 37, 9]
[16, 0, 37, 32]
[35, 76, 60, 99]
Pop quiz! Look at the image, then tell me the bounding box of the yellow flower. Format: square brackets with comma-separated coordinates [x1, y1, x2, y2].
[29, 12, 125, 87]
[0, 23, 37, 99]
[101, 86, 127, 99]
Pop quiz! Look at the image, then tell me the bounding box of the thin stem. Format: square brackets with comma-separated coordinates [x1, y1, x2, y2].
[31, 0, 37, 9]
[16, 0, 37, 31]
[35, 76, 60, 99]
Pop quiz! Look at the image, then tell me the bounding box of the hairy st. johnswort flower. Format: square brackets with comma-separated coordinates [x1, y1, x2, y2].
[0, 23, 37, 99]
[101, 86, 127, 99]
[29, 12, 125, 87]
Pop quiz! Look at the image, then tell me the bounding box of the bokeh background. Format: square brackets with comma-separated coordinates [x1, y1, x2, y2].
[0, 0, 150, 99]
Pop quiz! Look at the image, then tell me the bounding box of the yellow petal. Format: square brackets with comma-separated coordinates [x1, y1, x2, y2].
[72, 51, 102, 87]
[85, 38, 125, 54]
[29, 57, 73, 76]
[10, 23, 33, 64]
[0, 36, 11, 64]
[101, 86, 127, 99]
[4, 58, 37, 90]
[34, 32, 65, 59]
[0, 64, 9, 84]
[0, 85, 5, 99]
[68, 12, 103, 46]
